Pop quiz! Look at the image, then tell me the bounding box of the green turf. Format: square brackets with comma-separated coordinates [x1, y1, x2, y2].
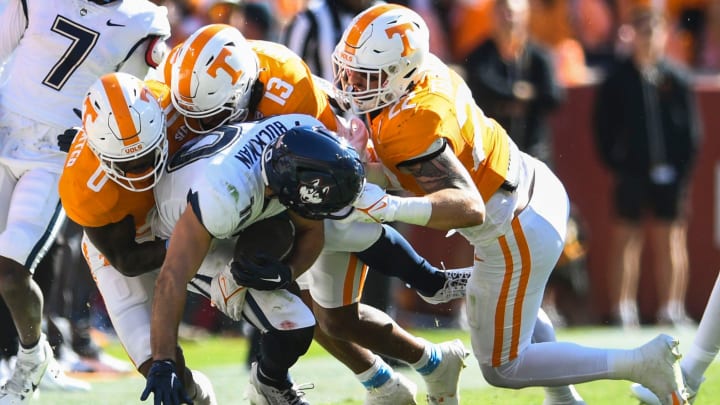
[33, 325, 719, 404]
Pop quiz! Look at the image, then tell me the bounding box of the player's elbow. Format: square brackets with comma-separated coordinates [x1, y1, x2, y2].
[461, 203, 485, 227]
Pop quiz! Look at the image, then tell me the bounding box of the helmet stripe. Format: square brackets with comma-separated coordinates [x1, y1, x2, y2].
[344, 4, 403, 55]
[177, 24, 228, 100]
[101, 74, 137, 145]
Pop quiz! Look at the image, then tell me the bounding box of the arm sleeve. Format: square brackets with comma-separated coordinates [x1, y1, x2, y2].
[0, 0, 26, 62]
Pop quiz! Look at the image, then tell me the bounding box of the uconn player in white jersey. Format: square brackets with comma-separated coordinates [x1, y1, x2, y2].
[0, 0, 169, 402]
[144, 114, 365, 404]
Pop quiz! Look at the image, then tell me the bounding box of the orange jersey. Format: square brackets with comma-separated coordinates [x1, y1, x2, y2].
[250, 40, 337, 131]
[59, 80, 189, 236]
[163, 40, 337, 131]
[368, 55, 516, 202]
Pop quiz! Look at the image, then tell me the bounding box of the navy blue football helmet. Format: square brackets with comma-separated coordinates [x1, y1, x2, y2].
[261, 126, 365, 220]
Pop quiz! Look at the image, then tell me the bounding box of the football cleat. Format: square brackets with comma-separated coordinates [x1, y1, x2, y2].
[364, 372, 417, 405]
[418, 267, 472, 304]
[38, 357, 91, 393]
[0, 335, 53, 404]
[247, 362, 312, 405]
[421, 339, 470, 405]
[628, 334, 689, 405]
[630, 373, 701, 405]
[191, 370, 218, 405]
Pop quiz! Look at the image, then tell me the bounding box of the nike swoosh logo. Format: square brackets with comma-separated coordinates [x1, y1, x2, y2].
[260, 275, 282, 283]
[106, 19, 125, 27]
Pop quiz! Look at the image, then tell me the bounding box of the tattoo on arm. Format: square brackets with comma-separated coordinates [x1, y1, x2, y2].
[400, 151, 469, 194]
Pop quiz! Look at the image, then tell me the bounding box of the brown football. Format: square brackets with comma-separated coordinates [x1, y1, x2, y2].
[233, 213, 295, 262]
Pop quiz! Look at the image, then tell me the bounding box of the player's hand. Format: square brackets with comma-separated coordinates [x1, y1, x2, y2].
[140, 360, 193, 405]
[57, 127, 80, 152]
[340, 183, 395, 224]
[230, 254, 292, 291]
[336, 116, 369, 161]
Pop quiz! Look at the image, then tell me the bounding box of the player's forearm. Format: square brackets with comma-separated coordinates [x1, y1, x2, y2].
[287, 220, 324, 280]
[425, 189, 485, 230]
[150, 269, 187, 361]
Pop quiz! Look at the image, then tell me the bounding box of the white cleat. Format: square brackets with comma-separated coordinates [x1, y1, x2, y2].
[0, 335, 52, 404]
[364, 372, 417, 405]
[631, 375, 700, 405]
[629, 334, 689, 405]
[39, 355, 91, 392]
[421, 339, 470, 405]
[247, 362, 312, 405]
[191, 370, 218, 405]
[418, 267, 472, 304]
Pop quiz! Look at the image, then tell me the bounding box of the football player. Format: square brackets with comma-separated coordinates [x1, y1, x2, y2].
[0, 0, 170, 402]
[144, 116, 364, 405]
[166, 23, 471, 404]
[333, 4, 689, 405]
[58, 72, 216, 404]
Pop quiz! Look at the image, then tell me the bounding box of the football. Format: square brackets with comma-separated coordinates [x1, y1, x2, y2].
[233, 213, 296, 262]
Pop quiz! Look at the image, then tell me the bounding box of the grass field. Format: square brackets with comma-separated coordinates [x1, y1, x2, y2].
[32, 325, 719, 404]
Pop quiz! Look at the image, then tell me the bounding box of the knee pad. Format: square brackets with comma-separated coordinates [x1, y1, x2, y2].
[260, 326, 314, 369]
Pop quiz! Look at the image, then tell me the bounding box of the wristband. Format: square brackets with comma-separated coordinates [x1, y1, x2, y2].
[386, 195, 432, 226]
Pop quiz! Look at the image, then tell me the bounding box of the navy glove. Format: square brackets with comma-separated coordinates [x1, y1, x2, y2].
[140, 360, 193, 405]
[57, 127, 80, 152]
[230, 253, 292, 290]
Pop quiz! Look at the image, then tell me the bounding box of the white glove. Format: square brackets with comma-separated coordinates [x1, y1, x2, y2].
[342, 183, 397, 224]
[208, 262, 247, 321]
[341, 183, 433, 226]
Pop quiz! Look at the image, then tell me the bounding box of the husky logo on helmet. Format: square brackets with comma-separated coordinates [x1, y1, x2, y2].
[298, 179, 330, 205]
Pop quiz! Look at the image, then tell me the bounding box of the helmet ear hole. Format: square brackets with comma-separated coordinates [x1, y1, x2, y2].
[262, 126, 365, 220]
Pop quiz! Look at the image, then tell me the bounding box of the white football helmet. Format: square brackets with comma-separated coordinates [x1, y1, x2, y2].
[332, 4, 430, 114]
[170, 24, 259, 133]
[82, 72, 168, 192]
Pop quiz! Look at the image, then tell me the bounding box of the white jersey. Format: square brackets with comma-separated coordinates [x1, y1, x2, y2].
[0, 0, 170, 129]
[153, 114, 324, 240]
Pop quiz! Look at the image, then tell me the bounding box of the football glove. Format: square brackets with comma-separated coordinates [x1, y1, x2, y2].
[340, 183, 432, 226]
[341, 183, 396, 224]
[140, 360, 192, 405]
[209, 262, 248, 321]
[230, 254, 292, 291]
[57, 127, 80, 153]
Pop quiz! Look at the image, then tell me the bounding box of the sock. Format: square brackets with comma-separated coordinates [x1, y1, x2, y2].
[19, 334, 44, 358]
[356, 225, 444, 297]
[412, 341, 442, 376]
[357, 355, 393, 390]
